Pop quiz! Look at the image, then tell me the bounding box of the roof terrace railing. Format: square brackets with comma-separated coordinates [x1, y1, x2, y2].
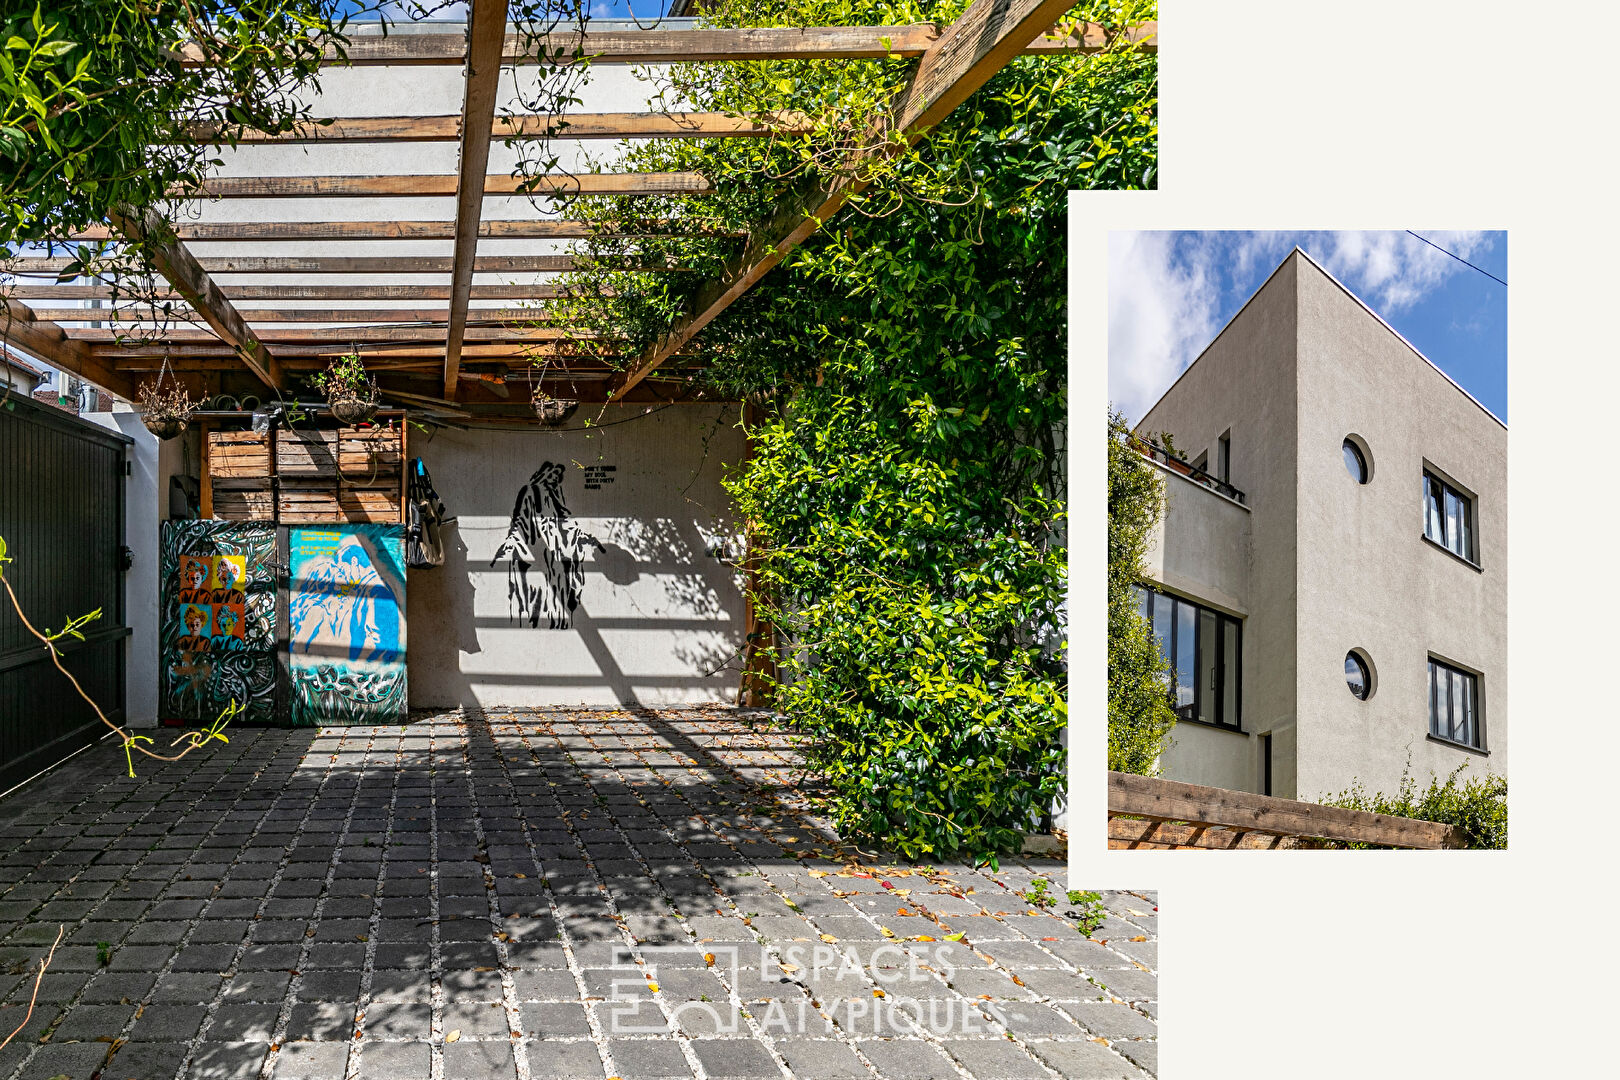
[1129, 435, 1247, 505]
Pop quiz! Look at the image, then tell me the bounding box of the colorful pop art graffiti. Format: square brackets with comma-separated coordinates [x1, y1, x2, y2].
[288, 525, 407, 725]
[160, 522, 277, 723]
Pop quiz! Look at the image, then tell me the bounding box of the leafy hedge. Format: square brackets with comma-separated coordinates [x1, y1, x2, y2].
[1320, 764, 1508, 850]
[555, 1, 1156, 861]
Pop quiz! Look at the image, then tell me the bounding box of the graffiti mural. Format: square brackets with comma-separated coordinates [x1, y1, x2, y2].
[493, 460, 602, 629]
[160, 522, 277, 724]
[288, 525, 407, 724]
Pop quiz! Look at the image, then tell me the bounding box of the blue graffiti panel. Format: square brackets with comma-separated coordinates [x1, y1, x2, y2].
[288, 524, 407, 724]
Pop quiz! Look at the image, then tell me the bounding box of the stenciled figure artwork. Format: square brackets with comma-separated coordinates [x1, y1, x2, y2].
[287, 525, 408, 724]
[493, 460, 603, 629]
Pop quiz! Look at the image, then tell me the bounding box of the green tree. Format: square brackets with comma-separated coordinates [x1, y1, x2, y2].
[1, 1, 360, 257]
[1107, 408, 1174, 773]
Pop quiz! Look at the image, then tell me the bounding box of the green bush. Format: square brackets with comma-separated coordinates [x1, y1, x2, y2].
[1320, 763, 1507, 850]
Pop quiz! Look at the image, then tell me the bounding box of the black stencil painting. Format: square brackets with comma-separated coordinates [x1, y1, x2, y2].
[493, 461, 603, 629]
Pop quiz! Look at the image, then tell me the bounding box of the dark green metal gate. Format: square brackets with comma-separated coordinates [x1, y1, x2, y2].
[0, 392, 129, 791]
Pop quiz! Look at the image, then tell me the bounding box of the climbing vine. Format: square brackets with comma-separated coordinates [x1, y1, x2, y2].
[554, 1, 1156, 861]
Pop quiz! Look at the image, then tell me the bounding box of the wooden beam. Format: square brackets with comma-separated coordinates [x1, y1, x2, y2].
[445, 0, 511, 400]
[69, 325, 594, 345]
[64, 219, 743, 242]
[1108, 772, 1472, 849]
[176, 23, 1152, 67]
[174, 173, 712, 199]
[4, 284, 602, 301]
[185, 111, 815, 144]
[609, 0, 1076, 401]
[176, 25, 946, 66]
[95, 343, 621, 363]
[28, 307, 562, 325]
[0, 298, 137, 399]
[106, 205, 282, 390]
[9, 255, 680, 276]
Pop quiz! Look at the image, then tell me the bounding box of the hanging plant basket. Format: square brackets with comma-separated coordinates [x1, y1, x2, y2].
[135, 356, 196, 441]
[141, 415, 188, 440]
[312, 352, 379, 427]
[328, 392, 379, 426]
[532, 390, 578, 426]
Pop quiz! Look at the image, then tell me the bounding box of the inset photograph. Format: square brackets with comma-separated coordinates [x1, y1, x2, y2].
[1106, 232, 1506, 849]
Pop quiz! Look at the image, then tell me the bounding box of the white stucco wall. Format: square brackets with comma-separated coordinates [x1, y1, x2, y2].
[406, 403, 747, 708]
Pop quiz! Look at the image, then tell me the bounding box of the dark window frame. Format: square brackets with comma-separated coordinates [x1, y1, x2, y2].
[1342, 438, 1368, 484]
[1345, 651, 1371, 700]
[1133, 584, 1243, 732]
[1427, 656, 1485, 751]
[1423, 470, 1476, 563]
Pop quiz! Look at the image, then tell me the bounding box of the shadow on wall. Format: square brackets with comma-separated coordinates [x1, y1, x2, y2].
[405, 409, 747, 709]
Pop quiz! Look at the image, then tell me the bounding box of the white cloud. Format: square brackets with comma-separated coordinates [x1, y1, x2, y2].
[1107, 232, 1223, 423]
[1312, 230, 1493, 314]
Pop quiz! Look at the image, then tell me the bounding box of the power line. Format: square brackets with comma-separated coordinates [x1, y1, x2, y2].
[1405, 231, 1507, 287]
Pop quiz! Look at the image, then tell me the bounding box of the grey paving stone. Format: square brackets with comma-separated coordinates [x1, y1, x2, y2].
[104, 1040, 192, 1080]
[941, 1039, 1055, 1079]
[1028, 1038, 1146, 1079]
[208, 1003, 283, 1042]
[287, 1001, 357, 1041]
[25, 1040, 112, 1080]
[189, 1040, 275, 1080]
[151, 971, 227, 1002]
[298, 969, 363, 1002]
[50, 1001, 139, 1040]
[518, 1001, 590, 1038]
[223, 971, 293, 1002]
[272, 1039, 351, 1078]
[1061, 1002, 1157, 1038]
[524, 1039, 605, 1079]
[1114, 1040, 1155, 1074]
[354, 1040, 430, 1079]
[128, 1003, 211, 1041]
[443, 1039, 517, 1080]
[777, 1039, 868, 1079]
[1081, 966, 1156, 1003]
[361, 1001, 431, 1039]
[857, 1038, 958, 1079]
[606, 1038, 694, 1079]
[987, 1002, 1086, 1037]
[443, 1000, 511, 1037]
[689, 1038, 779, 1077]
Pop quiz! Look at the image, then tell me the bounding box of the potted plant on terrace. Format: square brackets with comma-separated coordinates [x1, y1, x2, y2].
[312, 352, 378, 426]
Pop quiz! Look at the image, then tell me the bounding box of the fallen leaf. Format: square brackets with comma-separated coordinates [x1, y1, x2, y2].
[647, 982, 660, 992]
[912, 935, 935, 942]
[871, 988, 885, 998]
[514, 873, 527, 879]
[944, 932, 966, 942]
[819, 934, 838, 944]
[446, 1029, 461, 1043]
[703, 953, 716, 965]
[1129, 935, 1147, 942]
[1010, 975, 1026, 986]
[808, 870, 828, 878]
[474, 966, 495, 973]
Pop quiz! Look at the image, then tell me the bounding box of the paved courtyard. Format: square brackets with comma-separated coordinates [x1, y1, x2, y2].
[0, 709, 1157, 1080]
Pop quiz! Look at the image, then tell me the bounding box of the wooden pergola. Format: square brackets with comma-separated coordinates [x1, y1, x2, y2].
[1, 1, 1154, 423]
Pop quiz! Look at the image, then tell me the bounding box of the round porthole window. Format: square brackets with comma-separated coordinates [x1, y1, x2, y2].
[1342, 437, 1369, 484]
[1345, 650, 1373, 700]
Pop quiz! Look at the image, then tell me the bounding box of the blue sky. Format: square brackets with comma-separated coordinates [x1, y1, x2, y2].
[1108, 231, 1508, 424]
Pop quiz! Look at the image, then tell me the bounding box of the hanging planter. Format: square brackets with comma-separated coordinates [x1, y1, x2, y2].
[312, 352, 379, 427]
[136, 349, 196, 440]
[531, 387, 578, 426]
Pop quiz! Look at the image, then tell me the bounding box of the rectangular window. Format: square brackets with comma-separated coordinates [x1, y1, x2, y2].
[1132, 584, 1242, 729]
[1423, 470, 1474, 561]
[1428, 658, 1482, 749]
[1217, 431, 1231, 484]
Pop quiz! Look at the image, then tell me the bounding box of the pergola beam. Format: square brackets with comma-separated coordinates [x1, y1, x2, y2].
[106, 205, 283, 390]
[9, 255, 680, 276]
[173, 23, 1153, 66]
[446, 0, 513, 399]
[68, 326, 590, 345]
[185, 111, 815, 144]
[27, 308, 564, 325]
[171, 173, 712, 199]
[609, 0, 1079, 401]
[63, 219, 742, 242]
[1, 298, 138, 399]
[6, 284, 603, 301]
